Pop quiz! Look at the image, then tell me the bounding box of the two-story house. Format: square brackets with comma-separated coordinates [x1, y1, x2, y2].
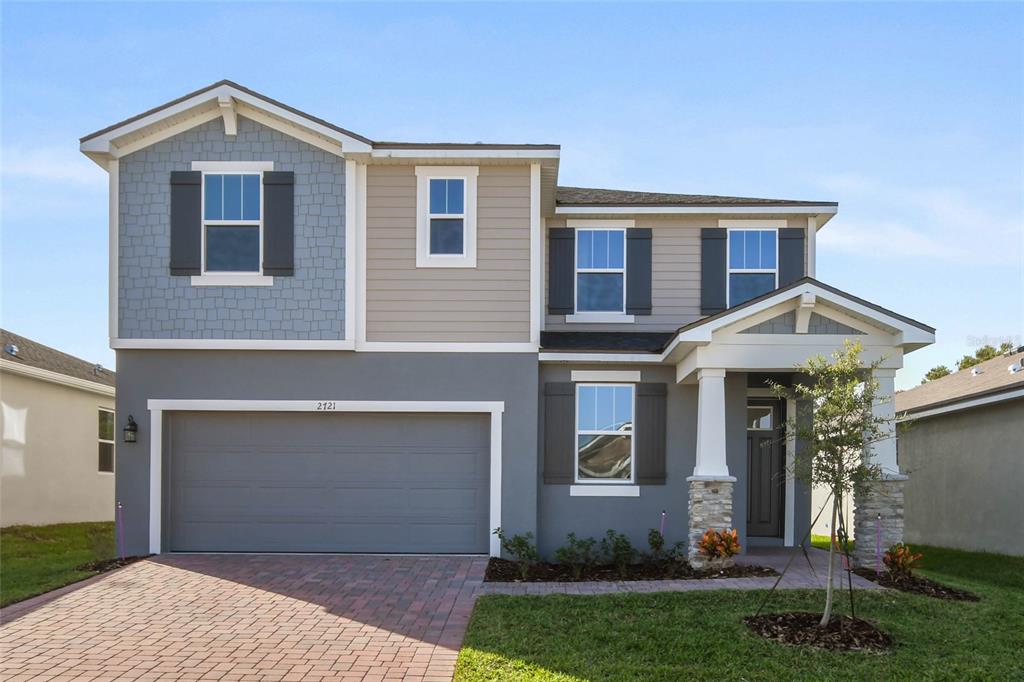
[80, 81, 934, 566]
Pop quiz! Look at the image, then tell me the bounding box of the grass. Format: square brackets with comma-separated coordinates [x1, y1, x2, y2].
[455, 545, 1024, 681]
[0, 522, 115, 607]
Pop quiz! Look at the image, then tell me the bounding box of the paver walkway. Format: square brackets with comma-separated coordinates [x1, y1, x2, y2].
[0, 547, 875, 681]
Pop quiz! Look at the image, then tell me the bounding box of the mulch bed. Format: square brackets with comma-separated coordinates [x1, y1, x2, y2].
[75, 555, 151, 574]
[744, 612, 893, 652]
[484, 557, 777, 582]
[853, 568, 980, 601]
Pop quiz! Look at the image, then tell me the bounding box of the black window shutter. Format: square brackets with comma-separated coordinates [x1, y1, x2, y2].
[635, 383, 667, 485]
[169, 171, 202, 275]
[778, 228, 805, 286]
[263, 171, 295, 276]
[700, 228, 727, 314]
[543, 382, 575, 484]
[548, 228, 575, 315]
[625, 228, 653, 315]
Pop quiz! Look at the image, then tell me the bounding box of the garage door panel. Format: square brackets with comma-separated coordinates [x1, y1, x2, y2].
[167, 412, 490, 553]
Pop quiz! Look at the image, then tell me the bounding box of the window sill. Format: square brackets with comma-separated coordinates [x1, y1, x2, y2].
[569, 485, 640, 497]
[415, 254, 477, 269]
[565, 313, 635, 324]
[190, 274, 274, 287]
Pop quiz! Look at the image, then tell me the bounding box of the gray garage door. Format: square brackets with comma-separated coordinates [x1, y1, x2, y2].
[166, 411, 490, 553]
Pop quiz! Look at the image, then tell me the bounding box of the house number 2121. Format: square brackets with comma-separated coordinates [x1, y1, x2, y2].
[315, 401, 337, 411]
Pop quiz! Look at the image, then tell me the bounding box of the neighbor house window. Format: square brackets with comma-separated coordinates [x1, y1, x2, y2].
[203, 173, 261, 273]
[576, 229, 626, 312]
[415, 166, 478, 267]
[728, 229, 777, 306]
[576, 384, 634, 482]
[98, 409, 114, 473]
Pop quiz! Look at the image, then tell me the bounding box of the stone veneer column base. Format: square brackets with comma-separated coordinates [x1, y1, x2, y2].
[687, 477, 736, 569]
[852, 475, 908, 569]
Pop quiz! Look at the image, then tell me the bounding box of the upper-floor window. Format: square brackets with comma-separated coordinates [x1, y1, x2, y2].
[203, 173, 262, 273]
[416, 166, 478, 268]
[98, 408, 114, 473]
[576, 229, 626, 312]
[728, 229, 777, 307]
[576, 383, 634, 482]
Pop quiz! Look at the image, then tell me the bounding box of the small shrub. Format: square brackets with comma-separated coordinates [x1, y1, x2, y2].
[600, 530, 636, 578]
[647, 528, 666, 561]
[492, 527, 539, 580]
[698, 528, 741, 560]
[884, 542, 923, 577]
[553, 532, 597, 580]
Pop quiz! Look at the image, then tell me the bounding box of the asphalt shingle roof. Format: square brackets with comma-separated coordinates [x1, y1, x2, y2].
[1, 329, 115, 388]
[540, 331, 675, 353]
[896, 349, 1024, 414]
[556, 186, 836, 207]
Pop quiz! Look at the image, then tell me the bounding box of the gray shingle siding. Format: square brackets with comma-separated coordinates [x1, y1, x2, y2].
[739, 311, 865, 335]
[118, 117, 345, 340]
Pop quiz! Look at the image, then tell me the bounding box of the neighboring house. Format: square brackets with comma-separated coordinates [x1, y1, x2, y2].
[79, 81, 934, 566]
[895, 348, 1024, 557]
[1, 330, 116, 526]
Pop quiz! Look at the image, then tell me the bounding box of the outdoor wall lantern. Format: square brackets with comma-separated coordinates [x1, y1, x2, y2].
[123, 415, 138, 443]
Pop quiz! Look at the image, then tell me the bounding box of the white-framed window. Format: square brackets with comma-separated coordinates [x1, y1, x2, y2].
[192, 161, 274, 286]
[575, 228, 626, 313]
[575, 383, 635, 483]
[98, 408, 114, 474]
[415, 166, 478, 268]
[727, 228, 778, 307]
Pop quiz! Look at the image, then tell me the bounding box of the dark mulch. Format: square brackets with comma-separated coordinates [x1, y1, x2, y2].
[853, 567, 981, 601]
[744, 611, 893, 652]
[75, 555, 151, 574]
[484, 557, 777, 582]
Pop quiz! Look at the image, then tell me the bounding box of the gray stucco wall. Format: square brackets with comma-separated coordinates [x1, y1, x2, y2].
[901, 398, 1024, 556]
[118, 117, 345, 340]
[535, 366, 752, 558]
[114, 351, 538, 555]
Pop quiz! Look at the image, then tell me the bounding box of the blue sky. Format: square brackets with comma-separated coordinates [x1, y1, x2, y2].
[2, 2, 1021, 389]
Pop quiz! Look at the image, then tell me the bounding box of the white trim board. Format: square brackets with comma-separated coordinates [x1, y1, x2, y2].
[0, 359, 116, 397]
[146, 399, 505, 557]
[569, 485, 640, 497]
[112, 338, 355, 350]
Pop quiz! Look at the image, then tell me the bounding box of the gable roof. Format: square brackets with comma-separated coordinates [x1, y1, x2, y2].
[1, 329, 115, 388]
[896, 348, 1024, 415]
[556, 186, 836, 208]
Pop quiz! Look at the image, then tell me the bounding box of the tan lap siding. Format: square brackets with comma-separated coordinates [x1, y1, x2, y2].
[366, 165, 532, 342]
[544, 215, 811, 332]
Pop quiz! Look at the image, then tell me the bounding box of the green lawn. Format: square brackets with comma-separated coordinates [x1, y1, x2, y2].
[0, 522, 115, 607]
[456, 546, 1024, 681]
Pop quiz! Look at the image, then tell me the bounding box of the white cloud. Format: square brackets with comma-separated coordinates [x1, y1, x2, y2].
[2, 146, 106, 187]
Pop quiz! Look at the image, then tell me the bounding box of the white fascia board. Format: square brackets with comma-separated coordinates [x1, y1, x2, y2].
[81, 83, 372, 160]
[0, 359, 115, 397]
[898, 387, 1024, 422]
[555, 205, 839, 216]
[372, 148, 560, 160]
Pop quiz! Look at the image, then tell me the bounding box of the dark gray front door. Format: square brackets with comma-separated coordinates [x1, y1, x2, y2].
[166, 411, 490, 553]
[747, 400, 785, 537]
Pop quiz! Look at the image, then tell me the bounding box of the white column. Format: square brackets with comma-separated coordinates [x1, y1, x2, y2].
[870, 368, 899, 476]
[692, 368, 732, 479]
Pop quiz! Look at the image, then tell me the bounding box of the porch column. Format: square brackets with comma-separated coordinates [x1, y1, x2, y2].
[687, 369, 737, 568]
[853, 368, 908, 568]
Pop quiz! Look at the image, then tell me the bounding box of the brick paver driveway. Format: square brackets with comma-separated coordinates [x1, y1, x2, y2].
[0, 555, 487, 682]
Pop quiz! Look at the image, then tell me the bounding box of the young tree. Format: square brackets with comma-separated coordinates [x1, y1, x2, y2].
[772, 340, 892, 626]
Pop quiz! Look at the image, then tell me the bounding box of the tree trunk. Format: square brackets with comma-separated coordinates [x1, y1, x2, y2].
[820, 495, 839, 627]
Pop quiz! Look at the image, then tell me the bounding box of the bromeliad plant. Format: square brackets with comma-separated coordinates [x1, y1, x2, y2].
[698, 528, 741, 561]
[884, 543, 923, 577]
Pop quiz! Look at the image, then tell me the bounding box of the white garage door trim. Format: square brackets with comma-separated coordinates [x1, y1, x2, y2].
[147, 399, 505, 556]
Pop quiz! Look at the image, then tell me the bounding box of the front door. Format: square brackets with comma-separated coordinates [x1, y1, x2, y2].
[747, 400, 785, 537]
